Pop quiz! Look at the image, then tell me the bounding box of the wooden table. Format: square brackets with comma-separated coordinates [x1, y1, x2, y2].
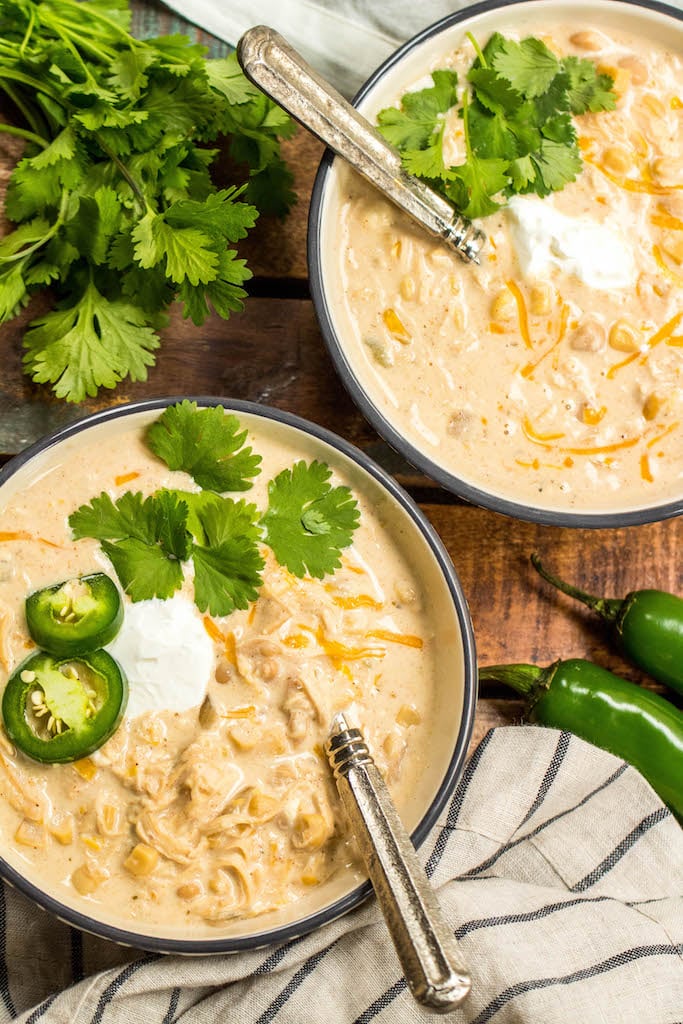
[1, 12, 681, 754]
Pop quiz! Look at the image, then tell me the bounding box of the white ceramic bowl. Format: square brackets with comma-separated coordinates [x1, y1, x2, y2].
[309, 0, 683, 527]
[0, 398, 476, 952]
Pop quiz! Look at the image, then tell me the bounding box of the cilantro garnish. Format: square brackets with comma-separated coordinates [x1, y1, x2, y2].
[377, 31, 616, 219]
[69, 491, 191, 601]
[69, 405, 361, 612]
[146, 400, 262, 491]
[0, 0, 295, 403]
[260, 461, 361, 579]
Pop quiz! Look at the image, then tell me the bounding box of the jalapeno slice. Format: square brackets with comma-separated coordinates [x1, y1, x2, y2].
[25, 573, 123, 656]
[2, 649, 128, 763]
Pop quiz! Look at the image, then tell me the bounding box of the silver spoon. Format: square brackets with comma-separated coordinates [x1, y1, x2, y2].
[325, 712, 471, 1013]
[237, 26, 486, 264]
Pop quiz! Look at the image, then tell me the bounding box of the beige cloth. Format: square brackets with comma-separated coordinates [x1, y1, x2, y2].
[4, 726, 682, 1023]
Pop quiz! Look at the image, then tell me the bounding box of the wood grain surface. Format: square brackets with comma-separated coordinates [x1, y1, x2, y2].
[1, 99, 681, 758]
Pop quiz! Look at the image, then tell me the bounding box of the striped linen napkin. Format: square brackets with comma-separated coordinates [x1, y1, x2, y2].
[159, 0, 683, 97]
[4, 726, 682, 1023]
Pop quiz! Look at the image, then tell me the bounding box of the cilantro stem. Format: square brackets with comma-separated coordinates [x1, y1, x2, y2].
[0, 83, 47, 137]
[0, 189, 69, 265]
[0, 121, 47, 149]
[0, 68, 64, 105]
[466, 32, 487, 68]
[94, 134, 149, 215]
[19, 3, 36, 57]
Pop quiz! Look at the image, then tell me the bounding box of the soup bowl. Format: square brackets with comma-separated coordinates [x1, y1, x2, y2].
[309, 0, 683, 527]
[0, 397, 476, 953]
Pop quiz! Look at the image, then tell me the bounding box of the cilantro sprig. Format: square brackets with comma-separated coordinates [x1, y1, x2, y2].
[377, 32, 616, 220]
[69, 403, 361, 614]
[0, 0, 295, 402]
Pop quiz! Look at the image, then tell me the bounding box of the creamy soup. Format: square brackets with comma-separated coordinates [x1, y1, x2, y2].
[325, 18, 683, 514]
[0, 408, 465, 940]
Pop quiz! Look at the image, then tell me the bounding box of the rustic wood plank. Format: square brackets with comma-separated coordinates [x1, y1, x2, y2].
[426, 502, 682, 691]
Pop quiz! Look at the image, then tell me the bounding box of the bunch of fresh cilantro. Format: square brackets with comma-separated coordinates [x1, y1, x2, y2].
[0, 0, 295, 402]
[377, 32, 616, 219]
[69, 402, 361, 616]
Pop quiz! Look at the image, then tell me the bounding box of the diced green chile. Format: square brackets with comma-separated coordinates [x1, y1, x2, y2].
[25, 573, 123, 656]
[2, 649, 128, 763]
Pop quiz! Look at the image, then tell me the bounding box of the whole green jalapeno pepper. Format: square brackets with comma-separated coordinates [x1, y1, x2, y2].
[25, 573, 123, 657]
[2, 648, 128, 764]
[531, 554, 683, 696]
[480, 658, 683, 820]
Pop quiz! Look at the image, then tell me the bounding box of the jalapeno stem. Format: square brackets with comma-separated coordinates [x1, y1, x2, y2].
[531, 554, 622, 623]
[479, 662, 557, 698]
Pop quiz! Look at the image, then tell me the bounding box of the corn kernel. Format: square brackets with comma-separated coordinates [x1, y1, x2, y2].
[292, 812, 328, 850]
[72, 758, 97, 781]
[399, 276, 416, 301]
[15, 819, 46, 849]
[247, 790, 279, 819]
[124, 842, 159, 877]
[382, 308, 410, 342]
[602, 146, 632, 175]
[529, 283, 552, 316]
[581, 405, 607, 426]
[490, 289, 516, 321]
[81, 833, 102, 852]
[643, 392, 665, 420]
[49, 816, 74, 845]
[397, 704, 422, 727]
[72, 862, 107, 895]
[609, 321, 640, 352]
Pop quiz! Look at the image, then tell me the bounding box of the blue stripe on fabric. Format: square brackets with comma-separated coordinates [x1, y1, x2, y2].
[517, 731, 571, 829]
[463, 762, 630, 879]
[89, 955, 158, 1024]
[570, 807, 670, 892]
[424, 729, 495, 878]
[0, 883, 15, 1018]
[470, 944, 683, 1024]
[254, 942, 338, 1024]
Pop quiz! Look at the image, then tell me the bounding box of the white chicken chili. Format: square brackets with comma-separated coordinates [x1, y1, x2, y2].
[0, 405, 465, 940]
[323, 17, 683, 514]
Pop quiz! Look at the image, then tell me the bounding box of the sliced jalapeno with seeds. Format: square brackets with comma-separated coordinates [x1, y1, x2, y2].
[2, 649, 128, 763]
[25, 573, 123, 656]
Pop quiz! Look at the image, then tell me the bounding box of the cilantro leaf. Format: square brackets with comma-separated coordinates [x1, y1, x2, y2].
[101, 538, 184, 601]
[260, 461, 360, 579]
[146, 400, 262, 492]
[563, 56, 616, 114]
[376, 30, 615, 220]
[0, 0, 295, 403]
[490, 37, 560, 97]
[69, 490, 190, 602]
[377, 69, 458, 151]
[191, 498, 264, 615]
[22, 282, 159, 402]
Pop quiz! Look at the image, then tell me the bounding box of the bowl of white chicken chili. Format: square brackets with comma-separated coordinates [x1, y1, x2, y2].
[309, 0, 683, 526]
[0, 397, 476, 952]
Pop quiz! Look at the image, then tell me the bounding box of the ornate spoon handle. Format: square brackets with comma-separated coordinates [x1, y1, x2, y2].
[237, 25, 486, 264]
[325, 713, 471, 1013]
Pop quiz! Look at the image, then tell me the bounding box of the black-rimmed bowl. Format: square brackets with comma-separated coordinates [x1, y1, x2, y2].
[0, 397, 476, 953]
[309, 0, 683, 528]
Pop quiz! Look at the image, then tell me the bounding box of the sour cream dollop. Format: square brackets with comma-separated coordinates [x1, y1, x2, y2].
[107, 596, 214, 719]
[506, 195, 636, 290]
